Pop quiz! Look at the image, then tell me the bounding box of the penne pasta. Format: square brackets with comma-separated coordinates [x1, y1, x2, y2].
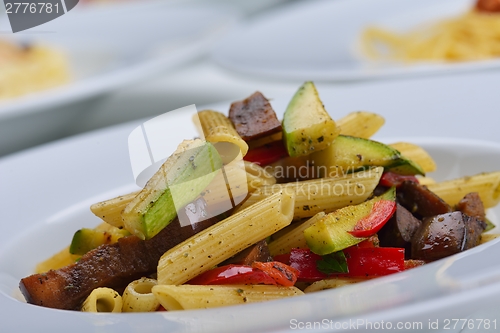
[389, 142, 437, 173]
[81, 287, 122, 313]
[197, 164, 271, 214]
[244, 161, 277, 193]
[236, 167, 383, 219]
[90, 191, 139, 228]
[244, 161, 276, 186]
[196, 110, 249, 156]
[427, 171, 500, 208]
[157, 190, 296, 285]
[303, 277, 368, 293]
[268, 212, 326, 256]
[479, 233, 500, 245]
[122, 277, 160, 312]
[416, 175, 436, 186]
[152, 284, 304, 311]
[196, 167, 246, 216]
[336, 111, 385, 139]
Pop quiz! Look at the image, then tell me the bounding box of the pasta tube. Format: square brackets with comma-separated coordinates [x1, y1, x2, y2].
[244, 161, 276, 186]
[337, 111, 385, 139]
[480, 233, 500, 245]
[244, 161, 277, 193]
[269, 212, 326, 256]
[389, 142, 437, 173]
[122, 278, 160, 312]
[196, 110, 249, 156]
[81, 287, 122, 313]
[427, 171, 500, 208]
[195, 164, 270, 216]
[237, 167, 383, 219]
[152, 284, 304, 311]
[157, 190, 295, 285]
[90, 191, 139, 228]
[416, 176, 436, 186]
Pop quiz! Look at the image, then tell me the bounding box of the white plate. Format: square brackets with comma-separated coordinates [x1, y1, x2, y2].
[0, 1, 238, 156]
[1, 91, 500, 332]
[210, 0, 499, 82]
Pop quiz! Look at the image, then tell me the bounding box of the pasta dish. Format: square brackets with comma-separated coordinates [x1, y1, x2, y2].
[17, 82, 500, 313]
[0, 39, 70, 100]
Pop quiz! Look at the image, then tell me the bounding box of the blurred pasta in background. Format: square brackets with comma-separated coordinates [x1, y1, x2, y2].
[360, 0, 500, 63]
[0, 40, 70, 100]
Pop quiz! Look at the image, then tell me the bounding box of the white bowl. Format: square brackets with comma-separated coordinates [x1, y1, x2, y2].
[1, 99, 500, 332]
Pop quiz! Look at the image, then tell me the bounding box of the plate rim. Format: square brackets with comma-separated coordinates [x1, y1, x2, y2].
[0, 3, 240, 121]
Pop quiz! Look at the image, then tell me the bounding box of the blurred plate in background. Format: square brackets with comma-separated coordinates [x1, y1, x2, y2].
[0, 1, 239, 156]
[211, 0, 500, 82]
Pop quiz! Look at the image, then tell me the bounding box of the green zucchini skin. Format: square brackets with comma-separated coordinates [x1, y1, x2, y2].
[310, 135, 425, 177]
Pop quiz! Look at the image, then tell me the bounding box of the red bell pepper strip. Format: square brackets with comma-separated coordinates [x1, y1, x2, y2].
[379, 172, 419, 188]
[187, 264, 277, 285]
[252, 261, 298, 287]
[274, 247, 405, 282]
[343, 246, 405, 277]
[274, 250, 327, 282]
[243, 140, 288, 166]
[348, 200, 397, 238]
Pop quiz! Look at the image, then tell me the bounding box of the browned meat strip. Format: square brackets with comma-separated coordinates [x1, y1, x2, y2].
[397, 181, 452, 217]
[228, 91, 282, 141]
[221, 240, 272, 266]
[456, 192, 486, 221]
[19, 215, 218, 310]
[411, 211, 487, 261]
[378, 203, 422, 258]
